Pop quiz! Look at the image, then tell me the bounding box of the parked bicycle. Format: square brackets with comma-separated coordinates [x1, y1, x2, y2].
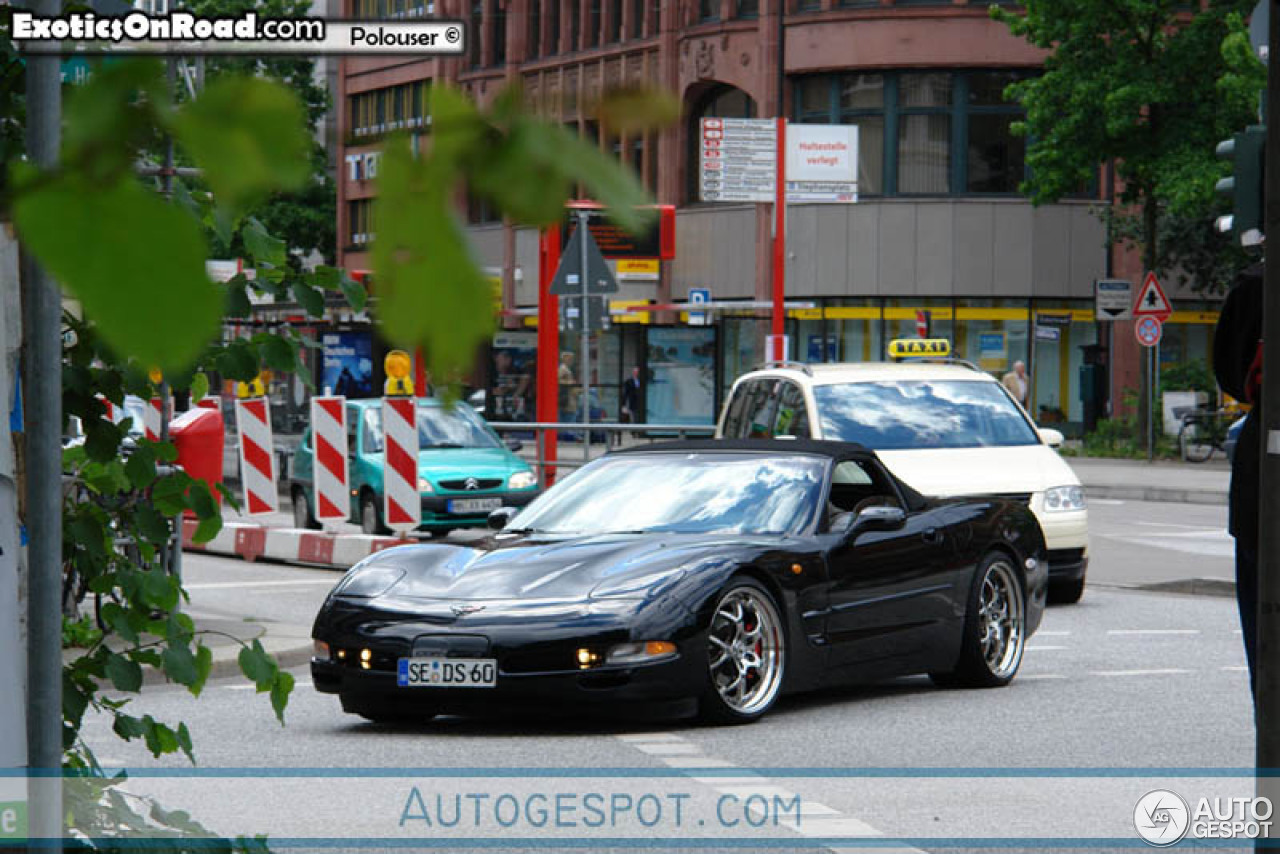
[1177, 408, 1236, 463]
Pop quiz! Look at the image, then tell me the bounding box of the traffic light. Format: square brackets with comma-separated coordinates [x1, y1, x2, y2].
[1215, 124, 1266, 246]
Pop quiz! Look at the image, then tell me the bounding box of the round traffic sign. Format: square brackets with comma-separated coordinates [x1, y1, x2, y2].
[1135, 315, 1163, 347]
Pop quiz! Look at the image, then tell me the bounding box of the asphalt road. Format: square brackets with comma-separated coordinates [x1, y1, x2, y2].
[77, 500, 1257, 854]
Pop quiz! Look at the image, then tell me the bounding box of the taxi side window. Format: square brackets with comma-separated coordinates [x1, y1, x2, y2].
[724, 380, 775, 439]
[346, 407, 359, 456]
[773, 382, 811, 439]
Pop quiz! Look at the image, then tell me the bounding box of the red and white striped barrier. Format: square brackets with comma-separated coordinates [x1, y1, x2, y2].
[235, 397, 278, 516]
[144, 396, 165, 442]
[382, 397, 419, 533]
[182, 519, 409, 568]
[310, 395, 348, 523]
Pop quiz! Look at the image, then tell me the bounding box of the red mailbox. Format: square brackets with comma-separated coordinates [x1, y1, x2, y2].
[170, 405, 225, 505]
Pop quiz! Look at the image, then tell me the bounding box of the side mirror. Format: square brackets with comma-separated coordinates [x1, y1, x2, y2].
[1038, 428, 1065, 449]
[506, 439, 524, 452]
[848, 505, 907, 537]
[487, 507, 519, 530]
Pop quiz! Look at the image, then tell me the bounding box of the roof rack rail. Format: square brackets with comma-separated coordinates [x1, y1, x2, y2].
[753, 360, 813, 376]
[891, 355, 984, 373]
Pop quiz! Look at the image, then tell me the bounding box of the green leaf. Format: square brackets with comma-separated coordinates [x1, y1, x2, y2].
[135, 503, 171, 545]
[188, 480, 218, 519]
[238, 639, 277, 689]
[340, 273, 368, 312]
[171, 76, 310, 216]
[594, 85, 682, 136]
[62, 58, 167, 178]
[162, 643, 198, 688]
[216, 483, 243, 513]
[12, 174, 221, 372]
[124, 444, 158, 490]
[373, 136, 495, 383]
[112, 713, 148, 741]
[555, 131, 654, 235]
[100, 602, 138, 644]
[142, 717, 180, 757]
[190, 371, 210, 404]
[191, 644, 213, 697]
[261, 335, 298, 373]
[428, 84, 485, 167]
[215, 339, 260, 382]
[226, 281, 253, 318]
[175, 722, 195, 765]
[104, 653, 143, 693]
[291, 281, 325, 317]
[193, 515, 222, 545]
[243, 217, 288, 268]
[143, 567, 179, 612]
[270, 670, 294, 725]
[85, 418, 124, 464]
[153, 441, 179, 463]
[312, 266, 342, 290]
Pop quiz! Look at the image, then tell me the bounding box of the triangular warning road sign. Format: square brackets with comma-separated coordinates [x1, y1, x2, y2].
[1132, 272, 1172, 320]
[550, 223, 620, 296]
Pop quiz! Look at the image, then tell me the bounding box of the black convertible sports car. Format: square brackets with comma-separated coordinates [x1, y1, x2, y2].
[311, 439, 1047, 724]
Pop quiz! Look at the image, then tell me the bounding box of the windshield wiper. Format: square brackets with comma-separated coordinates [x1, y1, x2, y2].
[425, 442, 465, 449]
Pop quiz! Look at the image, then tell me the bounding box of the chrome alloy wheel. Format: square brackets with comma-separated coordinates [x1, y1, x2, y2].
[978, 558, 1025, 679]
[706, 585, 785, 716]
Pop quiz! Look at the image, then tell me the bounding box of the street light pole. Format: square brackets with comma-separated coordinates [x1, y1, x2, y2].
[578, 209, 591, 462]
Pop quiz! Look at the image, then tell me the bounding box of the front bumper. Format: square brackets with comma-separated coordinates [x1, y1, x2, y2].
[416, 489, 539, 529]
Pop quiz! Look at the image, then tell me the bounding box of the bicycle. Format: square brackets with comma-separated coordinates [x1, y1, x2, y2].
[1177, 408, 1234, 463]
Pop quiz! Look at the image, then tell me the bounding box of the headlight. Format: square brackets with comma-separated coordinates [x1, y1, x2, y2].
[418, 477, 434, 493]
[508, 470, 537, 490]
[1042, 485, 1085, 513]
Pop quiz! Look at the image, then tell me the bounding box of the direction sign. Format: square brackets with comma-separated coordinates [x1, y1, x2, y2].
[688, 288, 710, 326]
[1095, 279, 1133, 321]
[1135, 315, 1163, 348]
[700, 118, 777, 203]
[1133, 271, 1172, 320]
[550, 223, 619, 296]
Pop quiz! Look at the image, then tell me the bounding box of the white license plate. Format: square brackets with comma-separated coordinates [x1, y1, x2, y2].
[447, 497, 502, 514]
[397, 657, 497, 688]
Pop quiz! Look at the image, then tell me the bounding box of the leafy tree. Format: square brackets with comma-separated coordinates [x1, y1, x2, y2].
[992, 0, 1264, 438]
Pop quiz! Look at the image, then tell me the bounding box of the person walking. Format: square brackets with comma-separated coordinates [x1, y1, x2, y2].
[618, 366, 643, 445]
[1213, 261, 1264, 698]
[1002, 360, 1029, 409]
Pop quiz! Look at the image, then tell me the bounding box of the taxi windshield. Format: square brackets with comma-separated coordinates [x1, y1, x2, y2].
[511, 453, 825, 536]
[813, 380, 1039, 449]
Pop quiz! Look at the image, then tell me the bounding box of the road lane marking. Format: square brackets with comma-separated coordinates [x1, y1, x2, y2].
[630, 742, 704, 755]
[1036, 630, 1071, 636]
[1091, 668, 1193, 677]
[184, 579, 337, 590]
[616, 732, 687, 744]
[1090, 499, 1126, 506]
[1106, 629, 1200, 636]
[1223, 666, 1249, 672]
[660, 757, 737, 769]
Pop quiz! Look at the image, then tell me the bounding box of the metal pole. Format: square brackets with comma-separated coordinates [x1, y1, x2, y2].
[21, 0, 63, 841]
[579, 209, 590, 463]
[1255, 0, 1280, 812]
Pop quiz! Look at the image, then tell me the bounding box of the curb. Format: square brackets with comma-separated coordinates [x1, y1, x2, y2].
[1091, 578, 1236, 599]
[183, 518, 411, 570]
[1084, 486, 1226, 506]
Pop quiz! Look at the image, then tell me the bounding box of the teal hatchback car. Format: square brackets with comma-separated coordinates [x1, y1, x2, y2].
[291, 398, 540, 536]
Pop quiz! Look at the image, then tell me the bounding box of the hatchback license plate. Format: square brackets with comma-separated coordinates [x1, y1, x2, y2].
[447, 497, 502, 514]
[397, 657, 497, 688]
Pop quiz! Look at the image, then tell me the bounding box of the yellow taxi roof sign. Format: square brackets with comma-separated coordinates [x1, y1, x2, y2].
[888, 338, 952, 359]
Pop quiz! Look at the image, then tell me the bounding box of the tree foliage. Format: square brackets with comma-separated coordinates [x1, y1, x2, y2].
[992, 0, 1263, 286]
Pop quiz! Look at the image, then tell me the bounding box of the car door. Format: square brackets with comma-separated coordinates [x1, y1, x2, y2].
[822, 459, 955, 668]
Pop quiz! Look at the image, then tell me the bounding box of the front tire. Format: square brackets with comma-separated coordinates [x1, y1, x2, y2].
[931, 551, 1026, 689]
[292, 487, 321, 530]
[699, 578, 786, 725]
[360, 491, 390, 536]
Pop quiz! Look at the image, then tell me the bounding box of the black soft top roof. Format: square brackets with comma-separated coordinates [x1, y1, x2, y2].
[609, 439, 927, 510]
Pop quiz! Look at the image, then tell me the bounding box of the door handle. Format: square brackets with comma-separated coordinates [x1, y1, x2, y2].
[922, 528, 943, 545]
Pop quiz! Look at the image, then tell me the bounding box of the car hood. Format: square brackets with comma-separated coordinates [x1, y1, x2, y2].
[336, 533, 764, 605]
[875, 445, 1079, 497]
[416, 446, 524, 475]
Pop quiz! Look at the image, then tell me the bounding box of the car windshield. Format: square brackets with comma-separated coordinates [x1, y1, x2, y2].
[813, 380, 1039, 449]
[364, 403, 500, 451]
[510, 452, 825, 536]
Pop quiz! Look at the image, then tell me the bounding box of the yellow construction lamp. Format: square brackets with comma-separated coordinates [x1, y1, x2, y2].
[384, 349, 415, 397]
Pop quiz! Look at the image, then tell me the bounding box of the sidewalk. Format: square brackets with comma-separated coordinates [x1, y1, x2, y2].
[1066, 456, 1229, 505]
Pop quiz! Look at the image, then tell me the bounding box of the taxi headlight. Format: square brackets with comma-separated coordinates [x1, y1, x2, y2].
[1043, 485, 1085, 513]
[508, 471, 537, 490]
[418, 477, 434, 493]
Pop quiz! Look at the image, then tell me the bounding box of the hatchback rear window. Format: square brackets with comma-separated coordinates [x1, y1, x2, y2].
[813, 380, 1039, 449]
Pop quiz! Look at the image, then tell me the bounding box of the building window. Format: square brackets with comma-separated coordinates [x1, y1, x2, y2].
[569, 0, 580, 50]
[547, 0, 560, 53]
[587, 0, 600, 47]
[469, 0, 482, 66]
[489, 0, 505, 65]
[796, 0, 820, 10]
[468, 193, 498, 224]
[528, 0, 541, 59]
[608, 0, 621, 42]
[349, 81, 430, 138]
[631, 0, 644, 38]
[736, 0, 758, 18]
[791, 69, 1031, 197]
[699, 0, 718, 22]
[348, 199, 374, 246]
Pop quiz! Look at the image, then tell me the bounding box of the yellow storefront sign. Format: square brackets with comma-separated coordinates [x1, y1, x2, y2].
[616, 258, 660, 276]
